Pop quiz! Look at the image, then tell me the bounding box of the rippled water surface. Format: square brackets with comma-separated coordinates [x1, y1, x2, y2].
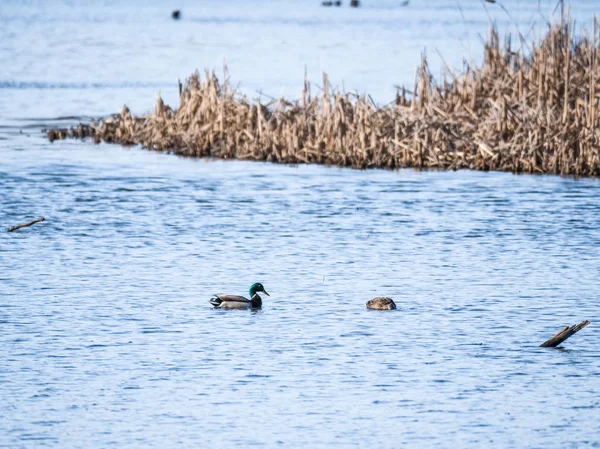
[1, 1, 600, 448]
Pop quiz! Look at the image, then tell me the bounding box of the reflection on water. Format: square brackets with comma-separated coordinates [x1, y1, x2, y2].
[1, 0, 600, 447]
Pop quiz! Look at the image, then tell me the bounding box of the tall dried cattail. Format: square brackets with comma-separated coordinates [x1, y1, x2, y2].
[48, 19, 600, 177]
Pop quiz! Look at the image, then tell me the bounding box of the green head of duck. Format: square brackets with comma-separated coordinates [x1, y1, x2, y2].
[249, 283, 269, 298]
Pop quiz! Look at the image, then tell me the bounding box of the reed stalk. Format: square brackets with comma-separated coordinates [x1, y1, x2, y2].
[48, 20, 600, 177]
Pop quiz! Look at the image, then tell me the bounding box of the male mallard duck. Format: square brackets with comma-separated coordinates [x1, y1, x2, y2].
[366, 297, 396, 310]
[209, 283, 270, 309]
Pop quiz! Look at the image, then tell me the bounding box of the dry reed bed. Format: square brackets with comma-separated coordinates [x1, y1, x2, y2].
[48, 22, 600, 176]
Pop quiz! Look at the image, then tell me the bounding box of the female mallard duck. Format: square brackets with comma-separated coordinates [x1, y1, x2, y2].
[209, 283, 270, 309]
[366, 297, 396, 310]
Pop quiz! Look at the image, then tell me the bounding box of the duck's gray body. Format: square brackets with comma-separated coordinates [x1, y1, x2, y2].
[210, 294, 262, 309]
[366, 297, 396, 310]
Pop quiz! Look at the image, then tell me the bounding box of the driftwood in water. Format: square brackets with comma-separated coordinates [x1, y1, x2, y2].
[540, 321, 590, 347]
[6, 217, 45, 233]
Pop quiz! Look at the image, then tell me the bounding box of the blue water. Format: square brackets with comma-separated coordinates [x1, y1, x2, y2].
[1, 1, 600, 448]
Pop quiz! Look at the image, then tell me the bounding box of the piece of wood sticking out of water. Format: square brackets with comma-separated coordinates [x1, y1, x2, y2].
[540, 320, 590, 347]
[6, 217, 45, 233]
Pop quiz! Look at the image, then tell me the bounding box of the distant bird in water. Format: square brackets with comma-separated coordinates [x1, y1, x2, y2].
[322, 1, 342, 6]
[350, 0, 359, 6]
[171, 10, 181, 20]
[366, 297, 397, 310]
[209, 283, 270, 309]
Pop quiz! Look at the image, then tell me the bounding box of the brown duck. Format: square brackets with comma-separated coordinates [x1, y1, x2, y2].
[366, 297, 396, 310]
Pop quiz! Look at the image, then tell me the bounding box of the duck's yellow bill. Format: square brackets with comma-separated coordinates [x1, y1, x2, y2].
[263, 290, 270, 296]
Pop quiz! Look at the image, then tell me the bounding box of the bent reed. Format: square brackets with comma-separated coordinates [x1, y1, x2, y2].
[48, 21, 600, 176]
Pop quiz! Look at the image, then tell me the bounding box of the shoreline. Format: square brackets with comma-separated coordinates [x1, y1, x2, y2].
[48, 22, 600, 177]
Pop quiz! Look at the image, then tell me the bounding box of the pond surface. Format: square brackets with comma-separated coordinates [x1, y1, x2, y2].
[1, 1, 599, 448]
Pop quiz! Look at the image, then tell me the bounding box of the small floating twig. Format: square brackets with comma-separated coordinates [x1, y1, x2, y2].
[540, 320, 590, 347]
[6, 217, 45, 233]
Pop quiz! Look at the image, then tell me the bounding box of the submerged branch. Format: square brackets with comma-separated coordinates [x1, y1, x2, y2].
[6, 217, 45, 233]
[540, 321, 591, 347]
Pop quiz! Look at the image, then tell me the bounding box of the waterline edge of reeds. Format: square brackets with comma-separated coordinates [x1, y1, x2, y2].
[47, 19, 600, 177]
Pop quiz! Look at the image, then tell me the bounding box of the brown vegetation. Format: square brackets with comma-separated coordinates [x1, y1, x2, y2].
[48, 20, 600, 176]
